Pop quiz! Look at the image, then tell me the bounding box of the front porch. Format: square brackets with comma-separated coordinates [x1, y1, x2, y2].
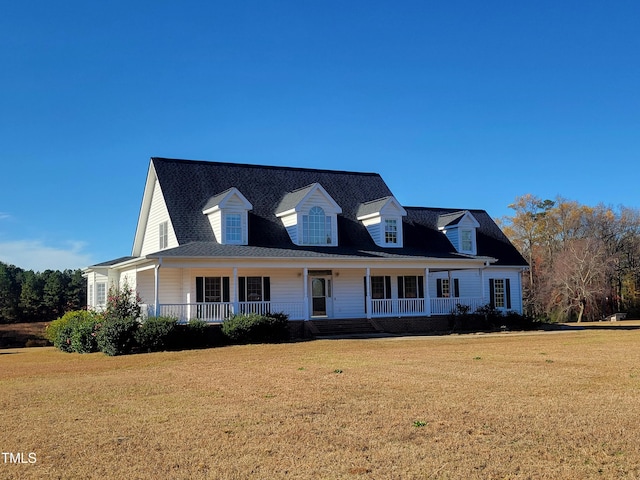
[144, 296, 486, 322]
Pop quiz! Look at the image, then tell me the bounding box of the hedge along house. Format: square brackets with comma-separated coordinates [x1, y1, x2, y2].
[85, 158, 528, 330]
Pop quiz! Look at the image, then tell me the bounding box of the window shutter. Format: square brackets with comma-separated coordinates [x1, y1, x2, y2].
[239, 277, 246, 302]
[397, 277, 404, 299]
[263, 277, 271, 302]
[222, 277, 230, 303]
[489, 279, 495, 309]
[437, 279, 443, 298]
[505, 279, 511, 309]
[196, 277, 204, 303]
[363, 277, 368, 313]
[454, 278, 460, 298]
[418, 276, 424, 299]
[385, 276, 392, 300]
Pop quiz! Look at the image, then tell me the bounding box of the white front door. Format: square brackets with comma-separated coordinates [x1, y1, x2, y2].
[310, 277, 333, 317]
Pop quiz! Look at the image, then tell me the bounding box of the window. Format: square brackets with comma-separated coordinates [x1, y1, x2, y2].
[490, 278, 511, 309]
[461, 229, 473, 252]
[384, 219, 398, 244]
[159, 221, 168, 249]
[225, 213, 242, 243]
[238, 277, 271, 302]
[88, 283, 94, 306]
[437, 278, 460, 298]
[397, 276, 424, 299]
[196, 277, 230, 303]
[370, 276, 391, 299]
[96, 283, 107, 306]
[303, 207, 332, 245]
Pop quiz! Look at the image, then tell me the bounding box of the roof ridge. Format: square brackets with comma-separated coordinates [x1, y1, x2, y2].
[151, 157, 382, 177]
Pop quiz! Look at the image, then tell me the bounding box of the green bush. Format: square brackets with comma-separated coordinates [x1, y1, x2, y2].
[135, 316, 177, 352]
[70, 316, 101, 353]
[96, 317, 139, 356]
[222, 312, 289, 344]
[46, 310, 99, 353]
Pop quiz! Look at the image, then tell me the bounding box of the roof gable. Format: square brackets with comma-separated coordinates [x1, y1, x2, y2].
[275, 183, 342, 217]
[202, 187, 253, 214]
[437, 210, 480, 230]
[357, 196, 407, 220]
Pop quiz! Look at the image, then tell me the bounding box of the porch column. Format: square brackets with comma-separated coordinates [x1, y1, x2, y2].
[233, 267, 239, 315]
[365, 267, 372, 319]
[480, 267, 486, 303]
[424, 268, 431, 317]
[154, 258, 162, 317]
[303, 268, 309, 320]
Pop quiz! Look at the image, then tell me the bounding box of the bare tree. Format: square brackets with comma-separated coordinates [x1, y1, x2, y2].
[549, 237, 613, 322]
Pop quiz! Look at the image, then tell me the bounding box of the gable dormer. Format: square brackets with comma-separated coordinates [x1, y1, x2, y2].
[275, 183, 342, 246]
[202, 187, 253, 245]
[437, 210, 480, 255]
[357, 196, 407, 248]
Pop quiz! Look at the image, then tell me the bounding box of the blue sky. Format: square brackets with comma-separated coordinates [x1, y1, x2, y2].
[1, 1, 638, 272]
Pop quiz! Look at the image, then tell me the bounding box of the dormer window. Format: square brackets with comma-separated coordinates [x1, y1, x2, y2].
[203, 187, 253, 245]
[384, 219, 398, 244]
[276, 183, 342, 247]
[357, 196, 407, 248]
[225, 213, 243, 243]
[303, 206, 332, 244]
[438, 211, 480, 255]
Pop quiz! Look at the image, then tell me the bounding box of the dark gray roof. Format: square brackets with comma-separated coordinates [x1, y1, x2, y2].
[91, 256, 137, 267]
[356, 197, 394, 218]
[147, 158, 527, 266]
[437, 211, 468, 229]
[275, 184, 317, 215]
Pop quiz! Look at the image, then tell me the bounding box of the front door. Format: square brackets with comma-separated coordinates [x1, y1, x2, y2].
[311, 277, 332, 317]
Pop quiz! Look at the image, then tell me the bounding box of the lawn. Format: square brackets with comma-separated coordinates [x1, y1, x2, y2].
[1, 326, 640, 479]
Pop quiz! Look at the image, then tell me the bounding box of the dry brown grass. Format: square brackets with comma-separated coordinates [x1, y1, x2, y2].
[2, 327, 640, 479]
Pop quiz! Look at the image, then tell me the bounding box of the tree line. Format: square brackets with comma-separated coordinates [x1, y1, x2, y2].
[0, 261, 86, 323]
[500, 194, 640, 322]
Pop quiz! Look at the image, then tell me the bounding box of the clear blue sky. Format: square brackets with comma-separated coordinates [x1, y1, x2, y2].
[1, 1, 638, 272]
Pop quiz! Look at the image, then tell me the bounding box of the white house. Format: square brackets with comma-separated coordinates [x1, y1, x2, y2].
[85, 158, 528, 330]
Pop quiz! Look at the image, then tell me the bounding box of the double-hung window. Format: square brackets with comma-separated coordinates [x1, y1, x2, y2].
[96, 283, 107, 306]
[225, 213, 242, 244]
[238, 276, 271, 302]
[196, 277, 230, 303]
[384, 219, 398, 244]
[461, 229, 473, 252]
[490, 278, 511, 309]
[437, 278, 460, 298]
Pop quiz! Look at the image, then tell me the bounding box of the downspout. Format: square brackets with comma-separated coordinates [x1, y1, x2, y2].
[154, 258, 162, 317]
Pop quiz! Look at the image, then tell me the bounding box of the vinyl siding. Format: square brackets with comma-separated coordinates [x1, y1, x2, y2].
[140, 180, 178, 256]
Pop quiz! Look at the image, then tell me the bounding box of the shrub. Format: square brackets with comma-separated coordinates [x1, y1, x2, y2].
[222, 312, 289, 344]
[135, 316, 177, 352]
[96, 317, 139, 356]
[104, 282, 141, 322]
[70, 316, 101, 353]
[46, 310, 99, 353]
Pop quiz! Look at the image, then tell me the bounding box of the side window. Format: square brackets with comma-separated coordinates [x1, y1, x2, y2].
[96, 283, 107, 306]
[159, 221, 168, 249]
[490, 278, 511, 309]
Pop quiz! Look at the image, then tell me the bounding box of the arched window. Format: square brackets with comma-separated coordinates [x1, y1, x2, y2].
[303, 206, 332, 244]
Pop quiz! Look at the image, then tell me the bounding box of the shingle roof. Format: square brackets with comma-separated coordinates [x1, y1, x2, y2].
[148, 157, 527, 266]
[356, 197, 394, 218]
[437, 211, 468, 229]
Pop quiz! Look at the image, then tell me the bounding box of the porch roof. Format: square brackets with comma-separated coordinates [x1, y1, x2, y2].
[144, 240, 496, 263]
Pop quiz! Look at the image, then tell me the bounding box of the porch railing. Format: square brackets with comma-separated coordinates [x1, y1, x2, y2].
[370, 297, 486, 317]
[430, 297, 486, 315]
[152, 302, 305, 322]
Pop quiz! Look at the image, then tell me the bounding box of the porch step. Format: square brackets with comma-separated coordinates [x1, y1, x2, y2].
[308, 318, 382, 337]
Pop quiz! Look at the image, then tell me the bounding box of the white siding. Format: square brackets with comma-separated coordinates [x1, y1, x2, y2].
[333, 270, 366, 318]
[140, 180, 178, 256]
